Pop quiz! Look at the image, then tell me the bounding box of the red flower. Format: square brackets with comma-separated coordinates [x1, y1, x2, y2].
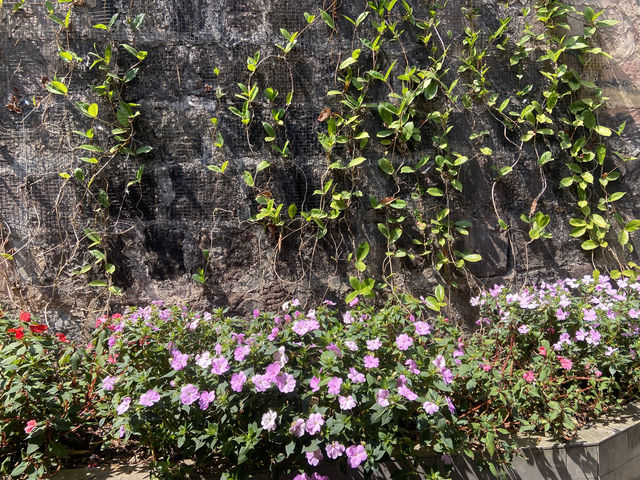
[7, 327, 24, 339]
[29, 324, 48, 334]
[538, 346, 547, 356]
[56, 333, 69, 343]
[20, 311, 31, 323]
[24, 420, 37, 434]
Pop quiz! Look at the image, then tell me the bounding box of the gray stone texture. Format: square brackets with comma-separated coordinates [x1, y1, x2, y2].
[0, 0, 638, 335]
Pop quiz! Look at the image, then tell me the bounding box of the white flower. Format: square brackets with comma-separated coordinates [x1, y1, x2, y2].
[261, 409, 277, 431]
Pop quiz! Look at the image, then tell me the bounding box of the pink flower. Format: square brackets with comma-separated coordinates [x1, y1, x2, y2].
[349, 296, 359, 307]
[558, 356, 573, 370]
[395, 333, 413, 351]
[116, 397, 131, 415]
[345, 444, 368, 468]
[261, 410, 277, 431]
[481, 363, 492, 372]
[364, 355, 379, 369]
[251, 374, 272, 392]
[231, 372, 247, 392]
[24, 420, 37, 434]
[348, 367, 365, 384]
[594, 369, 602, 378]
[195, 351, 212, 369]
[306, 449, 324, 466]
[305, 413, 324, 435]
[398, 384, 418, 401]
[275, 373, 296, 393]
[423, 401, 439, 414]
[414, 321, 431, 335]
[210, 356, 230, 375]
[405, 359, 420, 374]
[523, 371, 535, 383]
[376, 389, 390, 407]
[138, 389, 161, 407]
[538, 346, 547, 356]
[339, 395, 357, 410]
[180, 384, 200, 405]
[170, 350, 189, 370]
[268, 327, 279, 341]
[234, 345, 251, 362]
[366, 337, 382, 350]
[327, 376, 343, 394]
[309, 375, 320, 392]
[518, 324, 530, 334]
[344, 340, 358, 351]
[101, 376, 117, 391]
[198, 390, 215, 410]
[326, 441, 346, 459]
[289, 418, 305, 437]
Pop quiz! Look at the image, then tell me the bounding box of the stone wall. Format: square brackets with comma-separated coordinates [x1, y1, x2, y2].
[0, 0, 638, 335]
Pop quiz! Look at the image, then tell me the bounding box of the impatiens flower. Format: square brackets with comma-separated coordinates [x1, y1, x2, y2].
[583, 308, 597, 322]
[210, 356, 230, 375]
[117, 397, 131, 415]
[195, 351, 212, 369]
[29, 324, 47, 334]
[101, 376, 117, 391]
[20, 311, 31, 322]
[339, 395, 356, 410]
[605, 346, 618, 356]
[556, 309, 569, 321]
[234, 344, 251, 362]
[231, 372, 247, 392]
[364, 355, 379, 369]
[538, 346, 547, 356]
[376, 389, 390, 407]
[251, 374, 272, 392]
[289, 418, 305, 437]
[414, 321, 431, 335]
[118, 425, 125, 438]
[273, 346, 288, 366]
[306, 413, 324, 435]
[198, 391, 215, 410]
[405, 359, 420, 374]
[575, 329, 588, 341]
[291, 319, 320, 336]
[275, 373, 296, 393]
[327, 376, 343, 394]
[344, 340, 358, 351]
[261, 409, 277, 431]
[56, 333, 68, 343]
[345, 444, 368, 468]
[343, 311, 354, 324]
[309, 375, 320, 392]
[480, 364, 492, 372]
[326, 441, 346, 459]
[268, 327, 279, 341]
[446, 396, 456, 414]
[586, 329, 601, 346]
[423, 401, 439, 414]
[180, 384, 200, 405]
[24, 420, 37, 434]
[441, 368, 454, 384]
[518, 324, 530, 334]
[594, 369, 602, 378]
[398, 385, 418, 401]
[170, 350, 189, 371]
[348, 296, 359, 307]
[366, 338, 382, 350]
[7, 327, 24, 339]
[139, 390, 161, 407]
[348, 367, 365, 384]
[557, 356, 573, 370]
[523, 371, 535, 383]
[395, 333, 413, 351]
[306, 448, 324, 466]
[432, 355, 446, 371]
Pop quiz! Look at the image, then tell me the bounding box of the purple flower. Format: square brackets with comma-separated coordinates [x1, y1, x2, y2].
[575, 329, 588, 341]
[441, 368, 454, 384]
[518, 324, 530, 334]
[344, 340, 358, 351]
[326, 441, 346, 459]
[289, 418, 305, 437]
[210, 356, 230, 375]
[306, 449, 324, 466]
[343, 311, 354, 324]
[414, 321, 431, 335]
[195, 351, 212, 369]
[348, 367, 365, 384]
[433, 355, 446, 371]
[423, 401, 439, 414]
[180, 384, 200, 405]
[349, 296, 359, 307]
[323, 299, 336, 306]
[405, 359, 420, 374]
[116, 397, 131, 415]
[291, 319, 320, 336]
[556, 309, 569, 321]
[398, 384, 418, 401]
[101, 376, 117, 391]
[275, 373, 296, 393]
[605, 346, 618, 356]
[446, 396, 456, 414]
[251, 374, 272, 392]
[364, 355, 379, 369]
[586, 329, 601, 346]
[118, 425, 125, 438]
[268, 327, 279, 341]
[138, 389, 161, 407]
[273, 346, 288, 366]
[261, 409, 277, 431]
[583, 308, 597, 322]
[366, 337, 382, 350]
[327, 376, 343, 395]
[234, 345, 251, 362]
[170, 350, 189, 371]
[339, 395, 356, 410]
[198, 390, 215, 410]
[306, 413, 324, 435]
[345, 444, 367, 468]
[253, 309, 260, 319]
[309, 375, 320, 392]
[376, 389, 390, 407]
[231, 371, 247, 392]
[396, 334, 413, 351]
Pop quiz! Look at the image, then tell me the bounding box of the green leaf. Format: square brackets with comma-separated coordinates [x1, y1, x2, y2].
[581, 239, 599, 250]
[256, 161, 270, 172]
[427, 188, 444, 197]
[594, 125, 612, 136]
[123, 68, 139, 83]
[243, 171, 254, 187]
[78, 144, 104, 153]
[609, 191, 626, 202]
[88, 280, 108, 287]
[624, 220, 640, 232]
[87, 103, 98, 118]
[321, 11, 335, 29]
[46, 80, 68, 95]
[288, 204, 297, 219]
[377, 223, 390, 239]
[348, 157, 366, 168]
[590, 214, 607, 228]
[538, 151, 553, 165]
[356, 242, 370, 262]
[378, 157, 394, 175]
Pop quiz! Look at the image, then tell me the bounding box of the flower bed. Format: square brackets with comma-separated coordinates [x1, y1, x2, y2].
[2, 271, 640, 479]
